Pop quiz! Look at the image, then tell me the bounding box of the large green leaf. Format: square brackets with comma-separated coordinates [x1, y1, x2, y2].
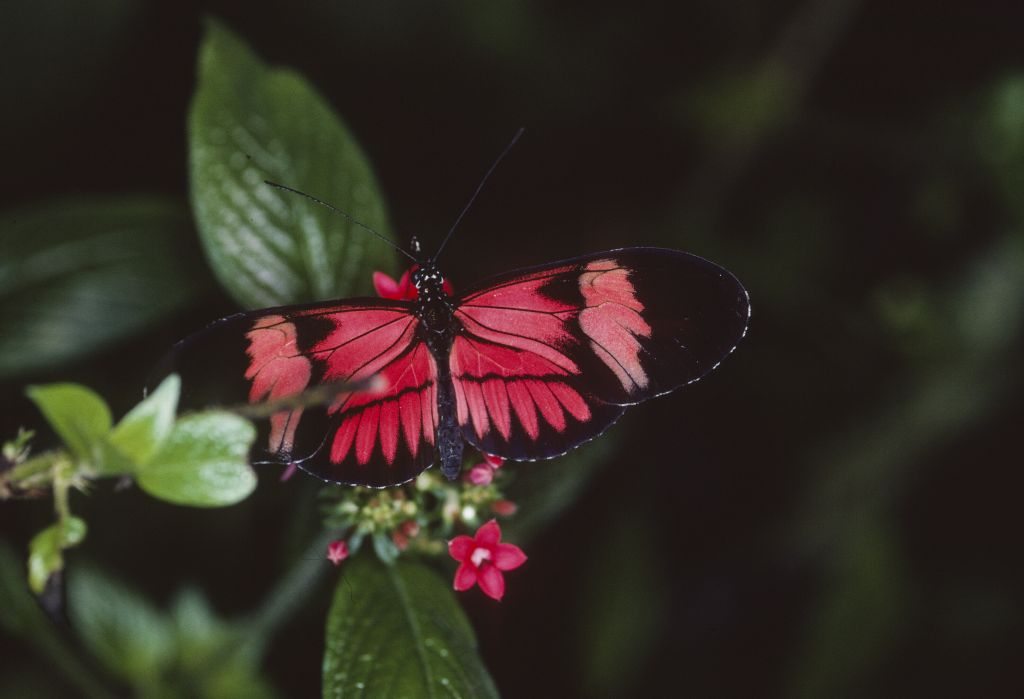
[189, 19, 396, 309]
[135, 411, 257, 507]
[25, 383, 112, 464]
[0, 196, 203, 378]
[323, 556, 498, 698]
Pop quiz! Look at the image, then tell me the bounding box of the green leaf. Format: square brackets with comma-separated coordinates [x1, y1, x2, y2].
[136, 411, 257, 507]
[0, 196, 205, 378]
[108, 374, 181, 470]
[25, 384, 112, 463]
[67, 567, 175, 688]
[27, 517, 87, 594]
[189, 18, 396, 308]
[324, 556, 498, 698]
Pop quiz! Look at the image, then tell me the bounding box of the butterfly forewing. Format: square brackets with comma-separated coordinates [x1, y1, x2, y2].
[449, 248, 749, 460]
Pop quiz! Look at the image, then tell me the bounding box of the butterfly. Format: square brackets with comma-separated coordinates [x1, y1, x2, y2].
[169, 244, 749, 488]
[167, 135, 749, 488]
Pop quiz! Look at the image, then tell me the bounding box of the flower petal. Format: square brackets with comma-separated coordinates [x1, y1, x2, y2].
[493, 543, 527, 571]
[477, 565, 505, 601]
[475, 519, 502, 547]
[448, 535, 475, 562]
[483, 453, 504, 468]
[453, 562, 477, 591]
[373, 271, 402, 299]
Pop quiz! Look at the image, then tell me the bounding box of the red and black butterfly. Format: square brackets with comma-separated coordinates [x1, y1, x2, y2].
[169, 244, 749, 488]
[168, 136, 749, 488]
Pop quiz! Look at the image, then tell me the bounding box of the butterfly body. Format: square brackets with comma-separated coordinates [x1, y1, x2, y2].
[169, 247, 749, 488]
[410, 263, 464, 479]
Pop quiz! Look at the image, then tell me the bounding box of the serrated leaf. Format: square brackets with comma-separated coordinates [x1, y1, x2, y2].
[189, 18, 396, 309]
[324, 556, 498, 699]
[67, 567, 175, 687]
[136, 411, 257, 507]
[108, 374, 181, 470]
[0, 196, 204, 378]
[25, 383, 112, 463]
[27, 517, 87, 594]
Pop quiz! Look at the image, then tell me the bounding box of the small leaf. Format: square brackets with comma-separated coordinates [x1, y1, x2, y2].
[189, 18, 396, 308]
[0, 196, 205, 377]
[67, 566, 175, 687]
[108, 374, 181, 470]
[136, 411, 257, 507]
[27, 517, 87, 594]
[324, 556, 498, 698]
[25, 384, 111, 464]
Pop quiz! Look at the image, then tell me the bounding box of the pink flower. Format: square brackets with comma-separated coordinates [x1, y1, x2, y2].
[466, 463, 494, 485]
[326, 540, 349, 566]
[373, 266, 454, 301]
[448, 519, 526, 601]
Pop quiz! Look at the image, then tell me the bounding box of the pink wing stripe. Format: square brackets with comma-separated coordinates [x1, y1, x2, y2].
[483, 379, 513, 439]
[398, 391, 422, 458]
[464, 380, 490, 440]
[354, 403, 380, 465]
[506, 381, 540, 439]
[330, 416, 358, 464]
[245, 315, 312, 454]
[379, 401, 400, 462]
[526, 380, 566, 433]
[549, 382, 592, 422]
[578, 260, 652, 393]
[456, 311, 579, 375]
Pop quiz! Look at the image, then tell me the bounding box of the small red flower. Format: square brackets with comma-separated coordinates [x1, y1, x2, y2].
[373, 266, 454, 301]
[483, 453, 504, 469]
[491, 499, 518, 517]
[448, 519, 526, 601]
[466, 463, 494, 485]
[326, 540, 350, 566]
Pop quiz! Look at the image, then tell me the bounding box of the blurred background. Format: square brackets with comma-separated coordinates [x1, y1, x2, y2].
[2, 1, 1023, 697]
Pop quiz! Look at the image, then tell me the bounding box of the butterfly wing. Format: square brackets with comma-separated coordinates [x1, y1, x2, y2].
[165, 299, 437, 487]
[450, 247, 749, 460]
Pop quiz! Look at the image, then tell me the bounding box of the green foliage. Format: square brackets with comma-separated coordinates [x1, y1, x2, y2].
[67, 568, 278, 699]
[188, 19, 396, 309]
[107, 374, 180, 469]
[135, 411, 257, 507]
[323, 555, 499, 698]
[27, 517, 87, 594]
[25, 384, 112, 465]
[0, 197, 203, 378]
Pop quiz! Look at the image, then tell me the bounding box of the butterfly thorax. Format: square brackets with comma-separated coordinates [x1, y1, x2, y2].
[411, 264, 456, 348]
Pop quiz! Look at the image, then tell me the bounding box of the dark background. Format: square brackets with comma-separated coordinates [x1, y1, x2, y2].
[2, 1, 1023, 697]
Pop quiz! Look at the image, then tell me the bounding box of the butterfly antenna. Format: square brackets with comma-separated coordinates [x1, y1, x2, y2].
[432, 127, 524, 263]
[264, 181, 418, 263]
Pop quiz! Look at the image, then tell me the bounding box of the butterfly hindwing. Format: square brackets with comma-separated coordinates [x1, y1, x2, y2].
[167, 298, 436, 487]
[450, 247, 749, 460]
